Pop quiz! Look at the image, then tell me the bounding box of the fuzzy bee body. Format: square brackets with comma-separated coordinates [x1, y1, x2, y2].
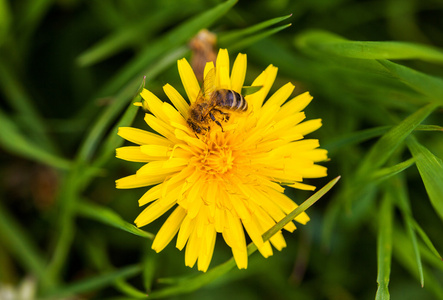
[213, 89, 248, 111]
[187, 69, 249, 134]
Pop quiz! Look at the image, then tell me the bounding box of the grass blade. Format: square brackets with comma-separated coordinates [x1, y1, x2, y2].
[411, 219, 442, 260]
[77, 6, 197, 67]
[228, 23, 292, 52]
[43, 264, 142, 299]
[100, 0, 237, 97]
[262, 176, 341, 242]
[376, 189, 393, 300]
[0, 60, 58, 153]
[393, 226, 443, 299]
[294, 30, 443, 63]
[0, 202, 52, 289]
[358, 102, 438, 175]
[218, 14, 292, 45]
[76, 201, 154, 240]
[391, 175, 424, 286]
[0, 0, 11, 46]
[369, 157, 415, 182]
[407, 137, 443, 222]
[0, 110, 71, 170]
[378, 59, 443, 105]
[324, 125, 390, 153]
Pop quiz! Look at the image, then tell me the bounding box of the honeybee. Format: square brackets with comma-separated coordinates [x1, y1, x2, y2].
[187, 68, 248, 134]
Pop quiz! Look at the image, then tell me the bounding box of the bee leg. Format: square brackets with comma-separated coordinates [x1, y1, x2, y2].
[213, 109, 230, 122]
[209, 112, 224, 132]
[216, 121, 224, 132]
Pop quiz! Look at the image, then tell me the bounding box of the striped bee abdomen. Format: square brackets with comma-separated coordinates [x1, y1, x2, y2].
[214, 89, 248, 111]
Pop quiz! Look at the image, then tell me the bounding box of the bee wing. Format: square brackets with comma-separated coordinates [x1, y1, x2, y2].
[201, 67, 216, 100]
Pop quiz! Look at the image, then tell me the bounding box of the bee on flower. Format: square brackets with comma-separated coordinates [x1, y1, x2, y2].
[116, 48, 328, 272]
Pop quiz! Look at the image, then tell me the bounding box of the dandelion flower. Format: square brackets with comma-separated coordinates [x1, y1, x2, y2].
[116, 49, 328, 272]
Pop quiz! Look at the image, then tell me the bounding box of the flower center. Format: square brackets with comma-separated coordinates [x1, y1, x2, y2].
[199, 140, 234, 175]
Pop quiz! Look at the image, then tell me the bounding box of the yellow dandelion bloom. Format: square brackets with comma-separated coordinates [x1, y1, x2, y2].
[116, 49, 328, 272]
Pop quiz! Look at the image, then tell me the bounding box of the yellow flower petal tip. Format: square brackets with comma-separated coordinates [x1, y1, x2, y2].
[116, 48, 328, 272]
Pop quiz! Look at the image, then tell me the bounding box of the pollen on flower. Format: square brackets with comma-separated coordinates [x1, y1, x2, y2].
[116, 48, 328, 272]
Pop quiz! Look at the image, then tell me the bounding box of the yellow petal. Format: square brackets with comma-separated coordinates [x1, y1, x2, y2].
[140, 145, 171, 157]
[134, 185, 182, 227]
[232, 246, 248, 269]
[197, 223, 216, 272]
[218, 66, 231, 89]
[152, 206, 186, 252]
[141, 89, 167, 121]
[144, 114, 178, 142]
[203, 61, 214, 81]
[163, 84, 189, 119]
[116, 146, 153, 162]
[268, 231, 286, 251]
[263, 186, 310, 225]
[176, 214, 195, 250]
[293, 119, 323, 136]
[215, 48, 230, 88]
[246, 64, 278, 110]
[139, 184, 163, 206]
[230, 53, 247, 93]
[115, 174, 165, 189]
[300, 165, 328, 178]
[288, 182, 316, 191]
[178, 58, 200, 103]
[278, 92, 313, 120]
[262, 82, 294, 109]
[185, 227, 200, 268]
[118, 127, 171, 146]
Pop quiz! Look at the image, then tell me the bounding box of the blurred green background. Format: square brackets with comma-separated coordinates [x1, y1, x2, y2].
[1, 0, 443, 299]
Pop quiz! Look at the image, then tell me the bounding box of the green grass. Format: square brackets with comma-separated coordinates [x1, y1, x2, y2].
[0, 0, 442, 299]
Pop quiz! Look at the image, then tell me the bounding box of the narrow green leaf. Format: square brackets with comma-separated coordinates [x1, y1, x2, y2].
[407, 137, 443, 222]
[142, 250, 158, 292]
[218, 14, 292, 45]
[262, 176, 341, 242]
[358, 102, 437, 175]
[46, 167, 80, 281]
[324, 126, 390, 153]
[44, 265, 142, 299]
[149, 252, 239, 299]
[100, 0, 237, 96]
[393, 226, 443, 299]
[411, 219, 442, 260]
[229, 23, 292, 52]
[76, 201, 154, 240]
[0, 0, 11, 46]
[324, 125, 440, 154]
[376, 190, 393, 300]
[77, 6, 197, 67]
[241, 85, 263, 96]
[114, 280, 148, 299]
[0, 110, 71, 170]
[0, 60, 58, 153]
[294, 30, 443, 63]
[0, 202, 53, 289]
[415, 125, 443, 132]
[369, 157, 415, 182]
[391, 175, 424, 286]
[378, 59, 443, 105]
